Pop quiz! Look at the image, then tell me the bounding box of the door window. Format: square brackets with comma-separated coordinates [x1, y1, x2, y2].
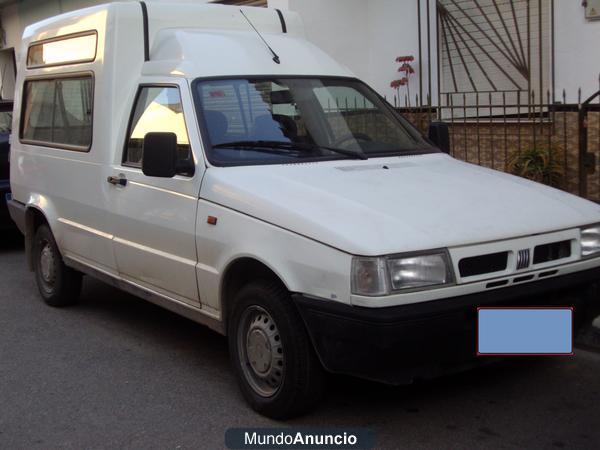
[124, 86, 193, 176]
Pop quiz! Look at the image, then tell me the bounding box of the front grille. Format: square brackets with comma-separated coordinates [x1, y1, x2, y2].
[459, 251, 509, 277]
[534, 240, 571, 264]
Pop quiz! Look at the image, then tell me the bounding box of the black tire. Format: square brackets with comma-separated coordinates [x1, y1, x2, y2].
[33, 224, 82, 307]
[228, 281, 325, 419]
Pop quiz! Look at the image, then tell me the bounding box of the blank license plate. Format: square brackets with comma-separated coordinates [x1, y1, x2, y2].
[477, 307, 573, 355]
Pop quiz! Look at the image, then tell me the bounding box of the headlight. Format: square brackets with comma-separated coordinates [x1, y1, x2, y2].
[351, 251, 454, 296]
[580, 224, 600, 257]
[387, 253, 453, 290]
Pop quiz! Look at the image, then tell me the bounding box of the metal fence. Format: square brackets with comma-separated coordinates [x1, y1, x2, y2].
[391, 80, 600, 202]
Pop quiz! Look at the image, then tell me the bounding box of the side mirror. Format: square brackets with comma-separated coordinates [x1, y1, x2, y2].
[428, 121, 450, 154]
[142, 132, 178, 178]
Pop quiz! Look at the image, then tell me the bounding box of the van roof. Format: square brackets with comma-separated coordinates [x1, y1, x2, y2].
[22, 1, 353, 79]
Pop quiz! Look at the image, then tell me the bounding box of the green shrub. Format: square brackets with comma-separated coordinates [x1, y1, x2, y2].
[507, 146, 564, 188]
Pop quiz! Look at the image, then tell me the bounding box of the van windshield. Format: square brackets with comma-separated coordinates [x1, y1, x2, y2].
[193, 77, 435, 166]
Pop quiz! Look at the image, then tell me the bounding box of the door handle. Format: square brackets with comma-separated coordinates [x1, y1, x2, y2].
[107, 176, 127, 187]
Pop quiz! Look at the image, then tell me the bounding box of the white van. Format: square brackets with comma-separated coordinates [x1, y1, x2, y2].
[8, 2, 600, 418]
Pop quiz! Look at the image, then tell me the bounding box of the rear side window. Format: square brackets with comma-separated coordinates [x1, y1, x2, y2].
[20, 75, 93, 150]
[27, 31, 97, 68]
[123, 86, 192, 176]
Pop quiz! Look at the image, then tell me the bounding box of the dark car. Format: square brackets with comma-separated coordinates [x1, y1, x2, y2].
[0, 100, 13, 230]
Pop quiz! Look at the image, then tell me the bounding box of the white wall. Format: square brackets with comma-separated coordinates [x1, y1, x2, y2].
[270, 0, 370, 81]
[270, 0, 439, 105]
[555, 0, 600, 103]
[366, 0, 437, 106]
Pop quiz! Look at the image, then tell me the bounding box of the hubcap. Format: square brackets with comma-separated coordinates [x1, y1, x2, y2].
[248, 328, 272, 374]
[39, 242, 56, 285]
[238, 306, 284, 397]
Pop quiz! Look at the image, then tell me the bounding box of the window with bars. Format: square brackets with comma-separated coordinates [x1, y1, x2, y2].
[438, 0, 552, 111]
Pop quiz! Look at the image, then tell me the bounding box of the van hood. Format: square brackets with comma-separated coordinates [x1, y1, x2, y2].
[200, 154, 600, 256]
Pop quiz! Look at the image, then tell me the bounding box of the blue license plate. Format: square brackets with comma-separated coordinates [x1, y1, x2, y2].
[477, 307, 572, 355]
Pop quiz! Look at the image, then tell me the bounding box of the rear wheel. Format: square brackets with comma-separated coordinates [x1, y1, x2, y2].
[33, 224, 82, 307]
[228, 281, 324, 419]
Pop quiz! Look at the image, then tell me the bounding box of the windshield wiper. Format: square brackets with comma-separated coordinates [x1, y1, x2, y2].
[213, 140, 305, 157]
[212, 140, 368, 160]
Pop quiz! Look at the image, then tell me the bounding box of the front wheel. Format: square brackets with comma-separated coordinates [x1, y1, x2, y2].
[33, 224, 82, 307]
[228, 281, 324, 419]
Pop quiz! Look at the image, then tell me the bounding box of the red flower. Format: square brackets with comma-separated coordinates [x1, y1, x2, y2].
[390, 78, 408, 89]
[398, 63, 415, 74]
[391, 55, 414, 94]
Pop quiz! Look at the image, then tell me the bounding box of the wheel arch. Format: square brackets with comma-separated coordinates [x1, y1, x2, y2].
[24, 205, 53, 270]
[220, 256, 291, 333]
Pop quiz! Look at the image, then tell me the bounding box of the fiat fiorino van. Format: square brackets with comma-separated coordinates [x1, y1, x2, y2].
[8, 2, 600, 419]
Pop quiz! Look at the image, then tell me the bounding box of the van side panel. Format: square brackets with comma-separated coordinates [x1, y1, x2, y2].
[11, 149, 118, 273]
[11, 3, 145, 275]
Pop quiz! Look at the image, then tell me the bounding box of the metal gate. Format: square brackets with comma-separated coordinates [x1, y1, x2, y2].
[579, 90, 600, 200]
[436, 0, 552, 113]
[407, 0, 600, 203]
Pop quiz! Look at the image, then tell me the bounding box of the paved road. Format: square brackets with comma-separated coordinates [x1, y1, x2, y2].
[1, 234, 600, 449]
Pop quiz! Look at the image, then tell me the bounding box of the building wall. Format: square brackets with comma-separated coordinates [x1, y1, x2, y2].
[270, 0, 438, 104]
[269, 0, 370, 82]
[366, 0, 437, 106]
[554, 0, 600, 102]
[0, 48, 15, 100]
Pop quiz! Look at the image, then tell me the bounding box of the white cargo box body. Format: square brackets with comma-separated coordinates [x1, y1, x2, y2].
[8, 1, 600, 419]
[11, 1, 355, 311]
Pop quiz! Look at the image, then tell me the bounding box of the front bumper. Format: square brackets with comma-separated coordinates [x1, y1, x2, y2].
[293, 267, 600, 385]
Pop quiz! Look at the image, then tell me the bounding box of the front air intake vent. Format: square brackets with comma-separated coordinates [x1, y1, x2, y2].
[533, 240, 571, 264]
[459, 252, 509, 278]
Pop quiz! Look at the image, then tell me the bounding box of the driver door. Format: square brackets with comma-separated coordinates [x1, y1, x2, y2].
[107, 82, 204, 306]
